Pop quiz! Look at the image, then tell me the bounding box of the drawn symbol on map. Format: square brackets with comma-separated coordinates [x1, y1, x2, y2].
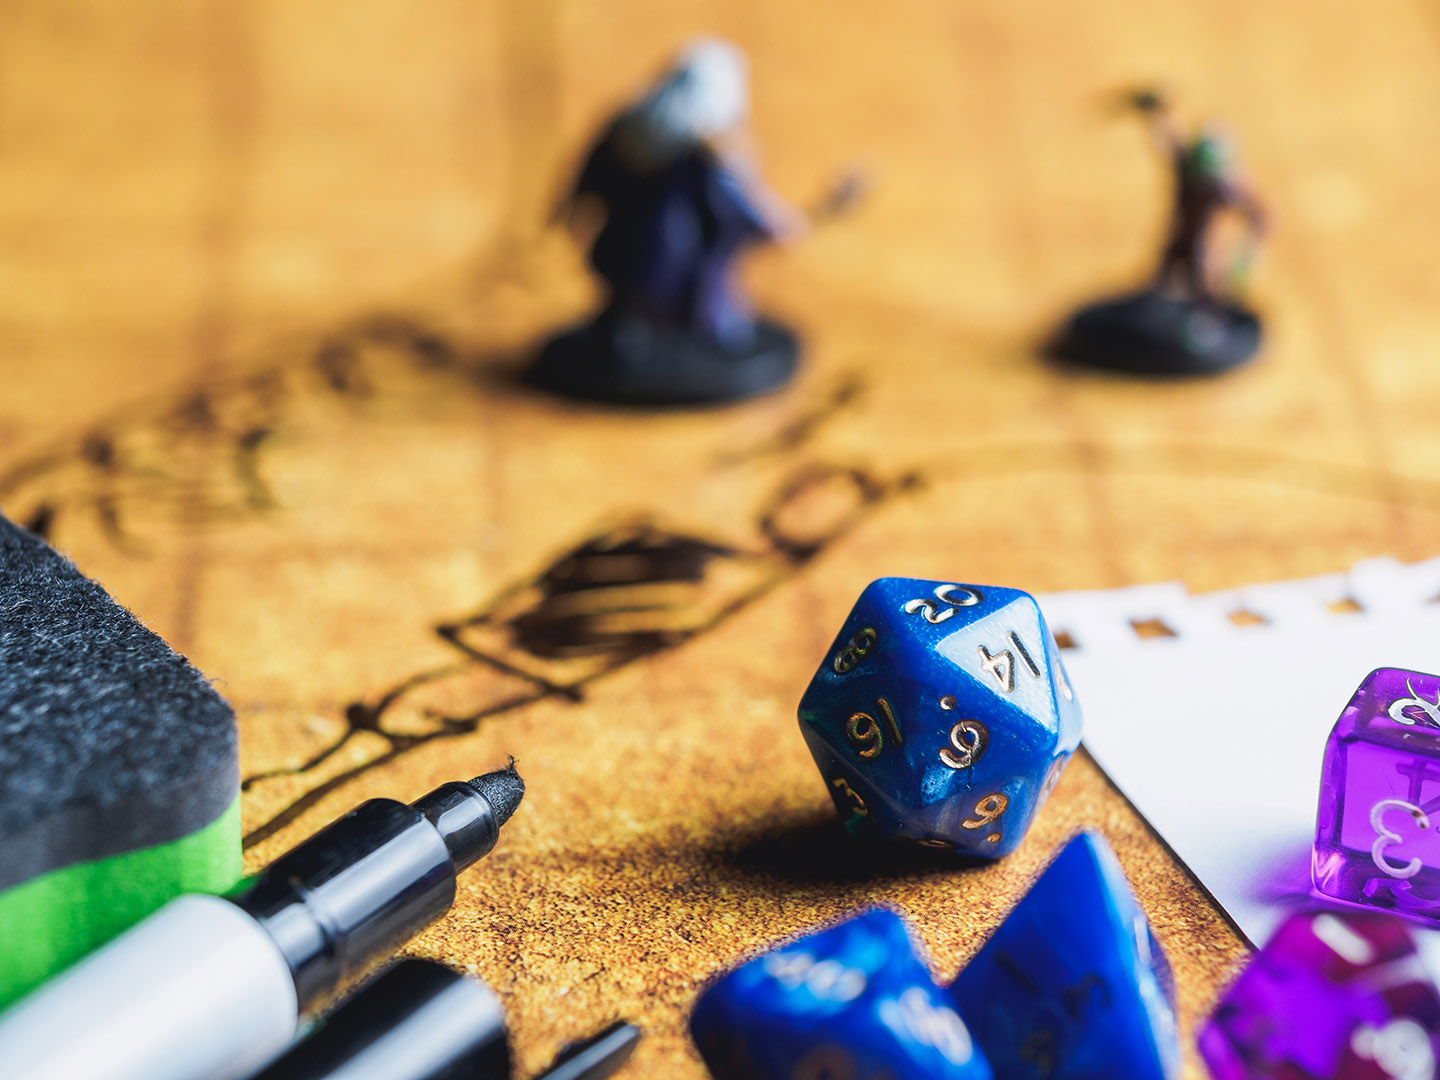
[435, 464, 904, 704]
[240, 459, 919, 848]
[437, 524, 768, 699]
[0, 313, 466, 551]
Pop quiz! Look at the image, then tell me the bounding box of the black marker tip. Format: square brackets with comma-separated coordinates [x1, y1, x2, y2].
[468, 758, 524, 827]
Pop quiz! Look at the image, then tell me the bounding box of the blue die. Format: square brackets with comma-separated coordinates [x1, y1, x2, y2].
[950, 832, 1181, 1080]
[798, 578, 1081, 857]
[690, 908, 992, 1079]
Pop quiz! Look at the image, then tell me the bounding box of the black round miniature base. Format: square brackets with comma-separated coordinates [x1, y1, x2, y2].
[1049, 290, 1261, 377]
[524, 315, 799, 406]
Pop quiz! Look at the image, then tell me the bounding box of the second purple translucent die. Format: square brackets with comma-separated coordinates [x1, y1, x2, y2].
[1315, 668, 1440, 922]
[1199, 909, 1440, 1079]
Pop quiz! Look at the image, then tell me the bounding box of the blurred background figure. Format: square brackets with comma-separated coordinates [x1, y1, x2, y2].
[1048, 89, 1268, 378]
[565, 38, 802, 353]
[1134, 91, 1267, 306]
[525, 38, 807, 406]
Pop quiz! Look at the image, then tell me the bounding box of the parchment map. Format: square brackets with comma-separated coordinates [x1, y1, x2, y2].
[8, 301, 1440, 851]
[7, 3, 1440, 1073]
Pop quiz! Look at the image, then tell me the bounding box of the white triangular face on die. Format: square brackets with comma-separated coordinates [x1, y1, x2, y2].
[933, 593, 1062, 735]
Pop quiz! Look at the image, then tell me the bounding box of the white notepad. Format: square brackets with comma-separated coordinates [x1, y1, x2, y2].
[1041, 557, 1440, 963]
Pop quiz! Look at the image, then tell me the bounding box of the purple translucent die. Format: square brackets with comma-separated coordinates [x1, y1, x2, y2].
[1198, 909, 1440, 1079]
[1314, 668, 1440, 922]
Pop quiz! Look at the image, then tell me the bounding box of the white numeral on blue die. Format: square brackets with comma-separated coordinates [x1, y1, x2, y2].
[762, 951, 866, 1002]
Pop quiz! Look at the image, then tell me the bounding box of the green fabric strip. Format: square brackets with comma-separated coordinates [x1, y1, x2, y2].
[0, 797, 241, 1010]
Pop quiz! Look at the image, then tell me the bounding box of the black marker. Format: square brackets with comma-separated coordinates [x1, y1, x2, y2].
[0, 764, 525, 1080]
[252, 959, 641, 1080]
[538, 1022, 642, 1080]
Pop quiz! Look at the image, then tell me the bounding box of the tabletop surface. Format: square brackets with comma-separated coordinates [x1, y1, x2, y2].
[5, 1, 1440, 1075]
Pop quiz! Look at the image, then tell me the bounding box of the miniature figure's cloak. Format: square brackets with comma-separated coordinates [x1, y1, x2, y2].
[573, 124, 775, 349]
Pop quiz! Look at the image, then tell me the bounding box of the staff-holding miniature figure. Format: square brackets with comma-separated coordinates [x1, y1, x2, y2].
[1051, 90, 1269, 376]
[527, 39, 848, 406]
[1140, 91, 1267, 304]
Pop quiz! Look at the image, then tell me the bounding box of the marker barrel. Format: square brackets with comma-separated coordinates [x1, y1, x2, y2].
[0, 894, 297, 1080]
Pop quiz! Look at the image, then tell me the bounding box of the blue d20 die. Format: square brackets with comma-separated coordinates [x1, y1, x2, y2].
[797, 578, 1082, 857]
[949, 832, 1181, 1080]
[690, 908, 993, 1080]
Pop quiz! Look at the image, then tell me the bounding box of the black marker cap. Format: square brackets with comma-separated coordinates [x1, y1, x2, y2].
[239, 763, 525, 1009]
[252, 959, 510, 1080]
